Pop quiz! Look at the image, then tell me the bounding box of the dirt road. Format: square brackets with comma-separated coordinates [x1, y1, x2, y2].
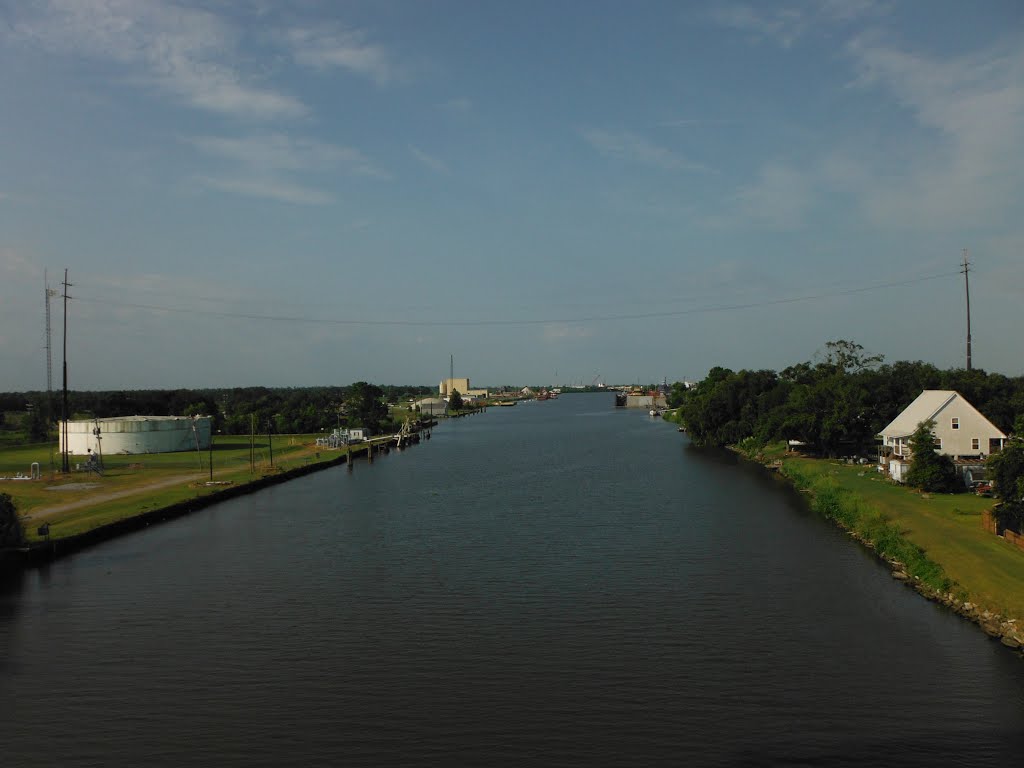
[24, 473, 204, 522]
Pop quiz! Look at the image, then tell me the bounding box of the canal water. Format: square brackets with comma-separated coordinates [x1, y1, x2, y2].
[2, 393, 1024, 766]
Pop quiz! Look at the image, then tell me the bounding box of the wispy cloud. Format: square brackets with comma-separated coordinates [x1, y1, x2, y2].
[0, 247, 39, 276]
[700, 31, 1024, 234]
[709, 4, 808, 48]
[187, 133, 388, 205]
[286, 25, 396, 84]
[193, 176, 332, 205]
[734, 162, 812, 229]
[542, 324, 593, 342]
[408, 145, 449, 174]
[656, 118, 735, 128]
[709, 0, 884, 48]
[582, 129, 709, 172]
[189, 134, 387, 178]
[5, 0, 304, 119]
[844, 36, 1024, 227]
[440, 98, 472, 114]
[77, 271, 250, 303]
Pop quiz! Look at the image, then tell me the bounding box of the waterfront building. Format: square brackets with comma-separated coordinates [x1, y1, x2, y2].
[879, 390, 1007, 460]
[439, 377, 488, 398]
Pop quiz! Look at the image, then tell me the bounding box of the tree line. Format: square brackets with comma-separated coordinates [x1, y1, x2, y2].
[0, 383, 435, 440]
[672, 340, 1024, 527]
[671, 340, 1024, 457]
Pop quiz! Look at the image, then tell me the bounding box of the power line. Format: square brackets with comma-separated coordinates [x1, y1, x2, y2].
[72, 270, 961, 329]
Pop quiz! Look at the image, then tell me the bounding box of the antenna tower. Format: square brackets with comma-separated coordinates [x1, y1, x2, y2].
[961, 249, 972, 371]
[45, 270, 57, 396]
[61, 269, 72, 474]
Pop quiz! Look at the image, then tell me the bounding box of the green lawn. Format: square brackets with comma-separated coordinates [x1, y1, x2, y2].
[784, 456, 1024, 618]
[1, 435, 368, 541]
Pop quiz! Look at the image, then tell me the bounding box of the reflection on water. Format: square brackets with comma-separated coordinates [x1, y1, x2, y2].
[1, 394, 1023, 766]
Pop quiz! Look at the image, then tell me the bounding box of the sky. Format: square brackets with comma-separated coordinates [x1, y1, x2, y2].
[1, 0, 1023, 391]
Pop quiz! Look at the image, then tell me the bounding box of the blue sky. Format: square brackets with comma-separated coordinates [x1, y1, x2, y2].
[1, 0, 1022, 390]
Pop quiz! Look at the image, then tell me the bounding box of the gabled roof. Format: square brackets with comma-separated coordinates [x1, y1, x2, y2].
[879, 390, 1007, 439]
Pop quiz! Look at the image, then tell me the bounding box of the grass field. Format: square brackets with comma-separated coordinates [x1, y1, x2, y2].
[0, 435, 367, 542]
[778, 452, 1024, 619]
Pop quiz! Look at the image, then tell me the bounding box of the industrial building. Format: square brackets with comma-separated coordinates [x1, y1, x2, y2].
[439, 377, 488, 398]
[415, 397, 449, 416]
[59, 416, 212, 456]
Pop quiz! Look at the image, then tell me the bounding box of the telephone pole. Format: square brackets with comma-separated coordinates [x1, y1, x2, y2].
[962, 249, 972, 371]
[61, 269, 72, 474]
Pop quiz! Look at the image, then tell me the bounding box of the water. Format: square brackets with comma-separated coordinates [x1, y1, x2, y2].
[2, 393, 1024, 766]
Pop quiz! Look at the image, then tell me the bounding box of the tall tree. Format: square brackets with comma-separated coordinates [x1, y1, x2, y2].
[906, 419, 960, 493]
[345, 382, 388, 433]
[818, 339, 884, 374]
[988, 416, 1024, 531]
[448, 389, 464, 412]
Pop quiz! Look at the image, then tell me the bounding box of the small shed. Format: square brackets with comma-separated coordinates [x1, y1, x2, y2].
[889, 457, 911, 484]
[345, 428, 369, 442]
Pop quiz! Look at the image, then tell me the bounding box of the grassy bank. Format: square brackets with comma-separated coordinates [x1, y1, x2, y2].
[744, 443, 1024, 636]
[0, 435, 372, 542]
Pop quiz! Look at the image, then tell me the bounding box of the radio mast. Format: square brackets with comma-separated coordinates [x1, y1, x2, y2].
[61, 269, 72, 474]
[44, 271, 59, 418]
[961, 250, 972, 371]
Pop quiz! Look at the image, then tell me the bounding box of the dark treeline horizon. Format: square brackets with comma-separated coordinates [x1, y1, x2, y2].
[0, 384, 437, 438]
[671, 341, 1024, 455]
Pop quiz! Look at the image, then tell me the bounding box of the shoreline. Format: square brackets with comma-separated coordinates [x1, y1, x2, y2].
[0, 435, 421, 573]
[736, 445, 1024, 657]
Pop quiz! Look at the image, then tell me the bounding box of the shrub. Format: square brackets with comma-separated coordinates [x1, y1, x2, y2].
[906, 419, 961, 493]
[0, 492, 25, 547]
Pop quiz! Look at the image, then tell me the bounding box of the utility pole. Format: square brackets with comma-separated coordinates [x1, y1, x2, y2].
[267, 419, 274, 467]
[962, 249, 972, 371]
[61, 269, 72, 474]
[447, 353, 454, 416]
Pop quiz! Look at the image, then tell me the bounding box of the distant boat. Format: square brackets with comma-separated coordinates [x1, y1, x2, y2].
[537, 389, 550, 401]
[497, 400, 517, 407]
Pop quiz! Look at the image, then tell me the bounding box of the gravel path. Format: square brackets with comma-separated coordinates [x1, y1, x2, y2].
[24, 473, 202, 521]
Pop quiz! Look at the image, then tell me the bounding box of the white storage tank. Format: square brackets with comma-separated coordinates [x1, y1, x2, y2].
[58, 416, 212, 456]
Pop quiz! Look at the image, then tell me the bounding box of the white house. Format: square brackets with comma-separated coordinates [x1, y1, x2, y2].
[878, 390, 1007, 462]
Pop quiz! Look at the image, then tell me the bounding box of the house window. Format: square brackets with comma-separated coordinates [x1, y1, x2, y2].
[972, 438, 980, 451]
[951, 417, 959, 430]
[933, 437, 942, 450]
